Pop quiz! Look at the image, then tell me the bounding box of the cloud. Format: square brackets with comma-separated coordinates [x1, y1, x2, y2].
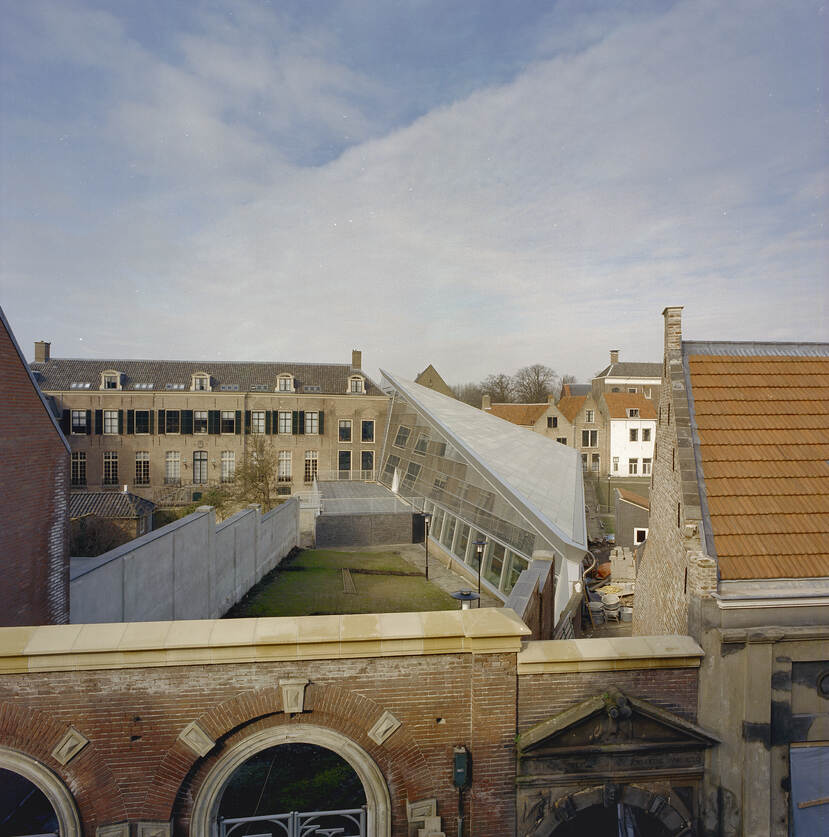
[1, 0, 826, 383]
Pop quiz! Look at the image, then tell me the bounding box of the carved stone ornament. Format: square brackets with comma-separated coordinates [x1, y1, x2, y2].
[51, 726, 89, 766]
[96, 824, 129, 837]
[406, 798, 437, 821]
[178, 720, 216, 758]
[136, 822, 171, 837]
[279, 678, 309, 714]
[367, 710, 401, 745]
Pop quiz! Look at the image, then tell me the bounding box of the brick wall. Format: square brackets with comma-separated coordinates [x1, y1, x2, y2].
[0, 316, 69, 625]
[0, 651, 519, 835]
[315, 511, 414, 547]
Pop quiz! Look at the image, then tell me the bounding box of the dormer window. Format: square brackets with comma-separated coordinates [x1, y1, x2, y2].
[348, 375, 365, 394]
[276, 374, 294, 392]
[627, 408, 640, 418]
[191, 372, 211, 392]
[100, 370, 122, 390]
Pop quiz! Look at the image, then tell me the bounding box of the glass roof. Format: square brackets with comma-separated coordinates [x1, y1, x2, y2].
[380, 371, 587, 560]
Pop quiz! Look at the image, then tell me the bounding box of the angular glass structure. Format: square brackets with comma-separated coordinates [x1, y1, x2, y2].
[379, 372, 587, 610]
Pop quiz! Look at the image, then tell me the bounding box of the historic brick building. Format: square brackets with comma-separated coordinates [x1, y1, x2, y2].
[0, 308, 70, 626]
[30, 347, 388, 505]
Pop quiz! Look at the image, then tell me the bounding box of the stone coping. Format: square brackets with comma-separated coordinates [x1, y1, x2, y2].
[517, 635, 703, 674]
[0, 609, 531, 674]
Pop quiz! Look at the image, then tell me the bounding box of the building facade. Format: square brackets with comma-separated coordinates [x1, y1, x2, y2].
[30, 347, 388, 505]
[634, 306, 829, 836]
[0, 310, 70, 625]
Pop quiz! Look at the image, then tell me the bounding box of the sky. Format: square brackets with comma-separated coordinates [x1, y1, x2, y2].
[1, 0, 826, 385]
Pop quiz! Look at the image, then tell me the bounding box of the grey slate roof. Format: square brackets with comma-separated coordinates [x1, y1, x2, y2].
[595, 361, 662, 378]
[70, 491, 156, 520]
[30, 358, 383, 396]
[562, 383, 591, 396]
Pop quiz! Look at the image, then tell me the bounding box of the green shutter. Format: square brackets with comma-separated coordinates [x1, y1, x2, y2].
[292, 411, 299, 435]
[235, 410, 242, 435]
[182, 410, 193, 434]
[86, 410, 92, 435]
[158, 409, 166, 434]
[265, 411, 272, 434]
[149, 411, 155, 434]
[126, 410, 134, 434]
[60, 410, 70, 434]
[94, 410, 103, 435]
[318, 410, 324, 435]
[117, 410, 124, 434]
[298, 410, 305, 435]
[208, 410, 220, 434]
[244, 410, 251, 434]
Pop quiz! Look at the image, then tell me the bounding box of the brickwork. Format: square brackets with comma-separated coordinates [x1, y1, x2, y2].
[517, 667, 699, 733]
[633, 307, 704, 636]
[0, 313, 70, 625]
[0, 651, 519, 834]
[315, 511, 413, 547]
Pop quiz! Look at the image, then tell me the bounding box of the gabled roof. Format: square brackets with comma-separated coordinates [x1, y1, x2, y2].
[616, 488, 650, 510]
[486, 402, 548, 426]
[556, 395, 586, 423]
[30, 358, 383, 395]
[381, 371, 587, 559]
[414, 364, 455, 398]
[595, 361, 662, 379]
[602, 391, 658, 420]
[685, 343, 829, 580]
[70, 491, 155, 520]
[562, 383, 591, 397]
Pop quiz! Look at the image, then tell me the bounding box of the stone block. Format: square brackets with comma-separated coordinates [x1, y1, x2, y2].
[52, 725, 89, 765]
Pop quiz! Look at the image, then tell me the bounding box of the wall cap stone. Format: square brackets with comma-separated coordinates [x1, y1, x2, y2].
[0, 609, 531, 674]
[517, 635, 703, 674]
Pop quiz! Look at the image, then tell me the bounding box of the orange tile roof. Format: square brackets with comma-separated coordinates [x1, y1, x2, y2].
[486, 402, 548, 426]
[603, 391, 658, 419]
[688, 353, 829, 580]
[616, 488, 650, 510]
[557, 395, 586, 423]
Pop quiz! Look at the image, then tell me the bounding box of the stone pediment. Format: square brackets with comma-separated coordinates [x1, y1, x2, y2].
[517, 689, 717, 758]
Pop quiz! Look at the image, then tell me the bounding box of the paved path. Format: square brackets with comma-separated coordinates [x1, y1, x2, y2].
[332, 543, 502, 609]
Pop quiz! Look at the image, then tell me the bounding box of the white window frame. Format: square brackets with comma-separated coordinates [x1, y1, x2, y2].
[251, 411, 266, 434]
[642, 427, 652, 442]
[135, 451, 150, 485]
[221, 410, 235, 434]
[613, 456, 619, 472]
[304, 450, 318, 483]
[634, 527, 649, 543]
[276, 374, 294, 392]
[103, 409, 119, 435]
[627, 408, 640, 418]
[585, 409, 595, 423]
[629, 459, 639, 475]
[642, 457, 652, 475]
[100, 370, 121, 390]
[394, 425, 411, 448]
[339, 419, 352, 442]
[221, 450, 235, 482]
[71, 451, 86, 486]
[347, 375, 365, 394]
[193, 450, 208, 484]
[194, 410, 208, 434]
[165, 451, 181, 484]
[360, 449, 374, 473]
[191, 372, 211, 392]
[278, 450, 292, 482]
[338, 449, 352, 473]
[305, 411, 319, 435]
[278, 411, 292, 434]
[103, 451, 118, 485]
[581, 429, 597, 447]
[630, 428, 639, 442]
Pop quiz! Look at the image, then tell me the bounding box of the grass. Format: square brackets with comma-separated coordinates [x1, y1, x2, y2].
[226, 548, 458, 618]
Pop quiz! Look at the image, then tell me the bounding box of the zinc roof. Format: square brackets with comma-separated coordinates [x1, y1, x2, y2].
[602, 392, 658, 420]
[687, 350, 829, 580]
[595, 361, 662, 379]
[486, 402, 548, 426]
[30, 357, 382, 396]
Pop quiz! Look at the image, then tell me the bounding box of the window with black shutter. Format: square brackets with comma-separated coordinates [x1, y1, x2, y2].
[94, 409, 103, 435]
[118, 410, 124, 434]
[158, 409, 166, 434]
[60, 410, 70, 434]
[127, 410, 135, 434]
[235, 410, 242, 435]
[245, 410, 251, 434]
[181, 410, 193, 435]
[298, 410, 305, 435]
[265, 411, 272, 434]
[318, 411, 325, 435]
[208, 410, 220, 434]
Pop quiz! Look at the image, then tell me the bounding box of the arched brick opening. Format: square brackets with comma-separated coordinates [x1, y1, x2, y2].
[533, 784, 692, 836]
[164, 683, 433, 833]
[0, 702, 127, 830]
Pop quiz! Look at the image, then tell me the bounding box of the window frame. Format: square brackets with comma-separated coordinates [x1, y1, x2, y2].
[393, 425, 411, 448]
[630, 428, 639, 442]
[629, 459, 639, 475]
[194, 410, 208, 434]
[221, 450, 235, 483]
[166, 410, 181, 434]
[103, 409, 119, 435]
[304, 450, 319, 483]
[585, 409, 595, 423]
[278, 411, 292, 434]
[71, 410, 87, 434]
[581, 429, 598, 447]
[193, 450, 208, 484]
[361, 420, 375, 442]
[278, 450, 292, 482]
[135, 451, 150, 485]
[642, 457, 652, 475]
[135, 409, 150, 435]
[71, 451, 86, 487]
[338, 419, 353, 442]
[220, 410, 235, 434]
[305, 411, 320, 435]
[251, 411, 266, 435]
[165, 451, 181, 484]
[103, 451, 119, 485]
[642, 427, 652, 442]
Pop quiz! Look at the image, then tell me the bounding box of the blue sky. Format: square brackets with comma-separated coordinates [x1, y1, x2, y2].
[1, 0, 826, 383]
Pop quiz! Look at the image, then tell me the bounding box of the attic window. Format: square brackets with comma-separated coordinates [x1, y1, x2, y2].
[220, 384, 240, 391]
[164, 383, 185, 390]
[627, 408, 640, 418]
[100, 370, 122, 390]
[348, 375, 365, 394]
[191, 373, 211, 392]
[276, 374, 294, 392]
[304, 385, 321, 392]
[70, 382, 92, 389]
[133, 383, 154, 390]
[250, 384, 269, 392]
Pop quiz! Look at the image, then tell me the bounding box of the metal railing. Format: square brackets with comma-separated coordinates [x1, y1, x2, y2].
[315, 470, 376, 483]
[219, 807, 366, 837]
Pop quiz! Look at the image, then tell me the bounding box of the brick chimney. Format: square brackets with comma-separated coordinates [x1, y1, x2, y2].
[610, 349, 619, 364]
[662, 306, 683, 353]
[34, 341, 51, 363]
[482, 394, 491, 410]
[351, 349, 362, 369]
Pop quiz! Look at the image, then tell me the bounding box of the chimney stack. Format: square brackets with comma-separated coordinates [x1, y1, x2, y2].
[351, 349, 362, 369]
[482, 394, 491, 410]
[610, 349, 619, 364]
[34, 341, 51, 363]
[662, 306, 684, 353]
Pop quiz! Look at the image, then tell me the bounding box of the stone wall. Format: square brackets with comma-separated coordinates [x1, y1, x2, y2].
[70, 500, 299, 622]
[315, 511, 414, 547]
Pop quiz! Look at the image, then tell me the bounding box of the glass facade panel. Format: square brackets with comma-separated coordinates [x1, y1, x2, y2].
[441, 515, 456, 550]
[456, 523, 470, 560]
[485, 542, 506, 587]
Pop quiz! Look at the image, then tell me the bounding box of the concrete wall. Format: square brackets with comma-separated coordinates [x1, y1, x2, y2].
[315, 511, 414, 547]
[70, 499, 299, 623]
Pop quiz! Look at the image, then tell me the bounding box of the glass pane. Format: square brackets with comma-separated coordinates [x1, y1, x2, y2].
[484, 542, 505, 587]
[441, 515, 456, 549]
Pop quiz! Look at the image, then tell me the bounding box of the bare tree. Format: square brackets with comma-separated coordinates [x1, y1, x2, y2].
[513, 364, 558, 403]
[232, 435, 281, 511]
[481, 373, 517, 403]
[453, 381, 484, 407]
[556, 373, 577, 399]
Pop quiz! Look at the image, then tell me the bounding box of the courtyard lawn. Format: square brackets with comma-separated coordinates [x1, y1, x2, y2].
[226, 549, 458, 617]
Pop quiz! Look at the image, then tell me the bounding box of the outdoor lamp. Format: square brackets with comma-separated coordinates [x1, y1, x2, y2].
[473, 539, 487, 607]
[423, 512, 433, 581]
